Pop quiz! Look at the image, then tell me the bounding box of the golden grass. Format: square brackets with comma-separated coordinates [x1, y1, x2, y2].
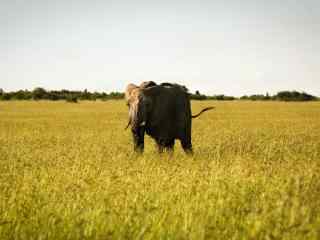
[0, 100, 319, 239]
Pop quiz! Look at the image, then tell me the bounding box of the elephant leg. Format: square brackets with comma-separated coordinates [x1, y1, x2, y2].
[157, 144, 164, 153]
[164, 139, 175, 153]
[156, 139, 174, 153]
[181, 139, 193, 154]
[155, 139, 164, 153]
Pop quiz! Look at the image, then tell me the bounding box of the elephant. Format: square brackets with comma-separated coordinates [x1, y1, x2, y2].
[125, 81, 214, 153]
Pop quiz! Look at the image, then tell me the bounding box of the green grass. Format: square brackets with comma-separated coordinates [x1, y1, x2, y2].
[0, 100, 320, 239]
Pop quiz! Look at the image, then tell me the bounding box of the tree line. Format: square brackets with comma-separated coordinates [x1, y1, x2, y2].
[190, 90, 318, 101]
[0, 88, 318, 102]
[0, 88, 124, 102]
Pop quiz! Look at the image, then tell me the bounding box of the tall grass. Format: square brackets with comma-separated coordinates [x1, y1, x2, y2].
[0, 100, 319, 239]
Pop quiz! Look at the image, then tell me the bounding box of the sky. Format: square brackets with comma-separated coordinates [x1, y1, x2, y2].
[1, 0, 319, 96]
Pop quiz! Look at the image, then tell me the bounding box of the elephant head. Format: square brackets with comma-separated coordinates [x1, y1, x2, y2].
[125, 83, 152, 152]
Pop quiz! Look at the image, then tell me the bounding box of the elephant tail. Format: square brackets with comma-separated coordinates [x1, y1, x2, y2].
[192, 107, 214, 118]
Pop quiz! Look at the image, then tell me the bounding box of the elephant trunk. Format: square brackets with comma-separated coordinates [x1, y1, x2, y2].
[132, 126, 145, 153]
[127, 101, 146, 152]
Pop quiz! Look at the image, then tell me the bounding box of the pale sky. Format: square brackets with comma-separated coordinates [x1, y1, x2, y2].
[1, 0, 319, 96]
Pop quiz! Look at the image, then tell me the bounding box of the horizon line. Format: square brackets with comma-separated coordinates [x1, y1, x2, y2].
[1, 86, 319, 98]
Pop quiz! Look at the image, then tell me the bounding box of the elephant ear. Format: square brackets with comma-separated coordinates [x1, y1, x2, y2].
[125, 83, 139, 102]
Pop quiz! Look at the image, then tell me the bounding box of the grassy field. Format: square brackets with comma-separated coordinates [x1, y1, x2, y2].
[0, 100, 319, 239]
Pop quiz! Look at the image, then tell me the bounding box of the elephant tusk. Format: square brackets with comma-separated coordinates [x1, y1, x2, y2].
[140, 121, 146, 127]
[125, 119, 131, 130]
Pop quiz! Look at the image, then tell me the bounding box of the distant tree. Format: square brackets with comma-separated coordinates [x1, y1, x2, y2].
[240, 95, 249, 100]
[80, 89, 91, 100]
[0, 88, 4, 100]
[32, 87, 47, 100]
[66, 95, 78, 103]
[299, 92, 316, 101]
[100, 92, 108, 100]
[1, 93, 12, 100]
[248, 94, 266, 101]
[190, 90, 207, 100]
[265, 92, 271, 100]
[276, 91, 316, 101]
[109, 92, 125, 99]
[223, 95, 236, 100]
[47, 91, 60, 100]
[90, 92, 100, 101]
[13, 90, 30, 100]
